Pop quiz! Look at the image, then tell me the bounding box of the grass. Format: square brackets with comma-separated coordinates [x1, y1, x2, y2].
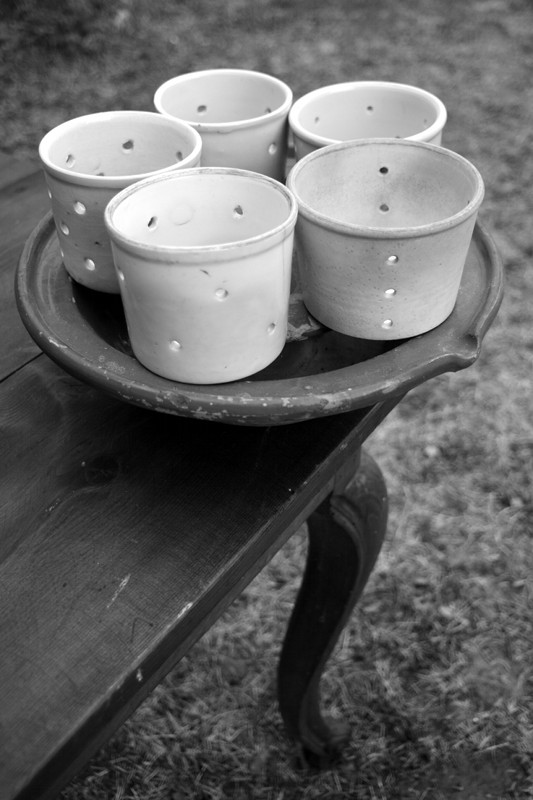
[2, 0, 533, 797]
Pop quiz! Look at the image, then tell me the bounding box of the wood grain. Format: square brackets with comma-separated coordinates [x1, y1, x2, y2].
[0, 155, 50, 378]
[0, 341, 398, 798]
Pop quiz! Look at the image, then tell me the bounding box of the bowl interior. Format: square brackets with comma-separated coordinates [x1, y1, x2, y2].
[156, 72, 289, 124]
[291, 142, 481, 229]
[293, 85, 439, 142]
[43, 115, 197, 178]
[109, 172, 293, 247]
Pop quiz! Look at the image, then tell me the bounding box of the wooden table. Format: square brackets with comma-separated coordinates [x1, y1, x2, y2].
[0, 153, 502, 800]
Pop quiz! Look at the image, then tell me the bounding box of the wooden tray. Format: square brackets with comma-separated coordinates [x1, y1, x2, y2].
[15, 213, 503, 426]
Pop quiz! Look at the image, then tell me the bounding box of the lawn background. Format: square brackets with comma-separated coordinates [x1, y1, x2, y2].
[1, 0, 532, 798]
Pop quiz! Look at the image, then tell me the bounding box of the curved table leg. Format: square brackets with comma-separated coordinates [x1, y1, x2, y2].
[277, 448, 388, 766]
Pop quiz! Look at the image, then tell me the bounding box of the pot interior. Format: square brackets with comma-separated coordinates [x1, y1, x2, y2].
[295, 85, 438, 141]
[110, 172, 293, 247]
[156, 73, 288, 124]
[292, 142, 481, 229]
[45, 115, 194, 178]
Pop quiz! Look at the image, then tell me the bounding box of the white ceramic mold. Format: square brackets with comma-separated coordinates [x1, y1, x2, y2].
[154, 69, 293, 181]
[289, 81, 447, 160]
[104, 167, 298, 384]
[39, 110, 202, 293]
[286, 138, 484, 339]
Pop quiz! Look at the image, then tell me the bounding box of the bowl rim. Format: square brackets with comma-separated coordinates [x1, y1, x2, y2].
[288, 80, 447, 148]
[153, 68, 293, 129]
[286, 138, 485, 238]
[38, 110, 203, 187]
[104, 166, 298, 256]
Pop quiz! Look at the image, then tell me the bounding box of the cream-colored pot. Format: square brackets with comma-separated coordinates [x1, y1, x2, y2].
[286, 139, 484, 340]
[39, 110, 202, 293]
[289, 81, 447, 161]
[104, 168, 297, 384]
[154, 69, 292, 181]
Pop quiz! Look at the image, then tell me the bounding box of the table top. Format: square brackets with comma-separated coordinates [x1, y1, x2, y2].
[0, 153, 402, 800]
[0, 152, 503, 800]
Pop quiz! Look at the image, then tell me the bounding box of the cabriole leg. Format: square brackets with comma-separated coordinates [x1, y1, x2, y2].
[278, 449, 388, 765]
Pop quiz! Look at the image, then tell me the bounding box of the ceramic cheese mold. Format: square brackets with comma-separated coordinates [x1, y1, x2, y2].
[104, 167, 298, 384]
[39, 110, 202, 293]
[289, 81, 447, 161]
[154, 68, 292, 181]
[286, 138, 484, 340]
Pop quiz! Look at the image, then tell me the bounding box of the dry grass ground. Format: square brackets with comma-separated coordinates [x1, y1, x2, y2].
[1, 0, 532, 797]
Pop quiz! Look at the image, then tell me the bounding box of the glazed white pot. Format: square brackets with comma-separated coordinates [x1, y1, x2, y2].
[289, 81, 447, 160]
[39, 110, 202, 293]
[286, 139, 484, 340]
[154, 69, 292, 181]
[104, 168, 297, 384]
